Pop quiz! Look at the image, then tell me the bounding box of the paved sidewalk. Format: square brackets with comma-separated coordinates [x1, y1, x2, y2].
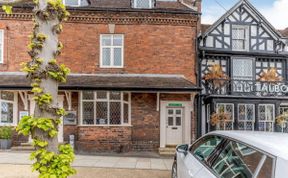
[0, 152, 173, 171]
[0, 165, 170, 178]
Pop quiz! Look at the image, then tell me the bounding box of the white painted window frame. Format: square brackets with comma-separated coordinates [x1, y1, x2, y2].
[237, 104, 255, 131]
[63, 0, 81, 7]
[133, 0, 153, 9]
[100, 34, 124, 68]
[0, 91, 18, 126]
[0, 30, 4, 64]
[80, 91, 131, 126]
[232, 25, 249, 51]
[258, 104, 275, 132]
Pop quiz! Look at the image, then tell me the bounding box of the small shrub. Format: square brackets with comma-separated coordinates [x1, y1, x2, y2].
[0, 126, 13, 139]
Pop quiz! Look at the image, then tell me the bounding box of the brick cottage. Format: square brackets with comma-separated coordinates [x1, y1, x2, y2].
[0, 0, 201, 153]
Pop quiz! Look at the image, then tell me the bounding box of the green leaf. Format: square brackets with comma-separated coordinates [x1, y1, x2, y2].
[2, 5, 12, 15]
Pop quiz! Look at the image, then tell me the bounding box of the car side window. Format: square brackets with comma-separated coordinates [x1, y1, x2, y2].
[190, 135, 223, 161]
[211, 140, 274, 178]
[258, 156, 273, 178]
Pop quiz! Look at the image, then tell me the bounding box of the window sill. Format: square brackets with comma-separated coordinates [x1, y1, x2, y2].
[99, 66, 124, 69]
[79, 124, 132, 127]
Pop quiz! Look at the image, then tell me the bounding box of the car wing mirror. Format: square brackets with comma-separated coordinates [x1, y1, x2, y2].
[176, 144, 189, 156]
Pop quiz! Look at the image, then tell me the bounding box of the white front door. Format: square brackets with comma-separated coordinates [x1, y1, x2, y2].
[29, 95, 64, 143]
[166, 108, 183, 145]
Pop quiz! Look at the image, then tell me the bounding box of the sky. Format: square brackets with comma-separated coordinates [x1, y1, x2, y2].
[202, 0, 288, 30]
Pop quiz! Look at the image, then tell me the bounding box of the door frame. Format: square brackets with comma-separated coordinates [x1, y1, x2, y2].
[160, 101, 192, 148]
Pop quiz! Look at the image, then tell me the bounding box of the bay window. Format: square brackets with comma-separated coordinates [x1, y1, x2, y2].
[81, 91, 130, 126]
[0, 91, 17, 126]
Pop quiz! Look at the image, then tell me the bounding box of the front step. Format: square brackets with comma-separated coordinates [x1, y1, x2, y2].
[159, 147, 176, 156]
[11, 146, 35, 151]
[11, 142, 35, 152]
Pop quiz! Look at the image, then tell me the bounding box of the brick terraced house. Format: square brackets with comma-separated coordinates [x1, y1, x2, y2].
[198, 0, 288, 135]
[0, 0, 201, 153]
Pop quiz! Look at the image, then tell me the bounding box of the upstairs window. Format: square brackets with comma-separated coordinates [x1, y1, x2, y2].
[232, 25, 249, 51]
[133, 0, 154, 9]
[100, 34, 124, 68]
[63, 0, 81, 6]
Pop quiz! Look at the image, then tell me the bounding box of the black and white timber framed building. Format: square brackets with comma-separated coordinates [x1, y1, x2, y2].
[198, 0, 288, 134]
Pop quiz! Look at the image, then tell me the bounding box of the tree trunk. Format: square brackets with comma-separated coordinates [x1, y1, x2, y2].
[32, 0, 60, 153]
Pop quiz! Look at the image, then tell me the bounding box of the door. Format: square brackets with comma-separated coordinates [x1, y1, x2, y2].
[166, 108, 183, 145]
[29, 95, 64, 143]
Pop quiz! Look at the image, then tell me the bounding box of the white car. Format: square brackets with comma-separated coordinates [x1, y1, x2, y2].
[172, 131, 288, 178]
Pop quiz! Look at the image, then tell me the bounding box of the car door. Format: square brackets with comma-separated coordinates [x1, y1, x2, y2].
[177, 135, 224, 178]
[200, 138, 276, 178]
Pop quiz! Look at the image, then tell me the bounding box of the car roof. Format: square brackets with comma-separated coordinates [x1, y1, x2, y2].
[207, 131, 288, 160]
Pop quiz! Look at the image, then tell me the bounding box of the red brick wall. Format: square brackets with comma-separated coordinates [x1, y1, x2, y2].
[76, 126, 132, 153]
[0, 14, 197, 83]
[131, 93, 160, 151]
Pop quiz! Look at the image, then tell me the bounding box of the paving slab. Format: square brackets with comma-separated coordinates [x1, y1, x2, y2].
[0, 152, 173, 171]
[0, 165, 170, 178]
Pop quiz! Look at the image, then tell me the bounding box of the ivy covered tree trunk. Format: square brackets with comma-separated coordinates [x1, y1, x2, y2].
[1, 0, 75, 177]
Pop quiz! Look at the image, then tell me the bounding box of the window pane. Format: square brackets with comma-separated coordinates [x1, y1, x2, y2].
[113, 35, 123, 46]
[96, 102, 108, 125]
[97, 91, 107, 99]
[113, 48, 122, 66]
[123, 103, 129, 124]
[134, 0, 151, 8]
[102, 48, 111, 66]
[123, 93, 129, 102]
[82, 91, 94, 100]
[258, 156, 273, 178]
[109, 102, 121, 125]
[101, 36, 111, 46]
[168, 109, 173, 115]
[191, 135, 223, 161]
[110, 91, 121, 100]
[82, 102, 94, 125]
[176, 110, 181, 115]
[65, 0, 79, 6]
[176, 117, 181, 126]
[1, 102, 13, 124]
[168, 117, 173, 126]
[1, 91, 14, 101]
[233, 59, 253, 80]
[212, 141, 256, 178]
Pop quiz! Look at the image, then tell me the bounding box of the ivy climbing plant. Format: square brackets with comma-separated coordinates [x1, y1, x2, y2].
[1, 0, 75, 177]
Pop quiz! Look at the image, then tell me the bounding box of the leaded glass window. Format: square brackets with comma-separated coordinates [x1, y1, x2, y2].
[81, 91, 130, 126]
[238, 104, 255, 131]
[215, 103, 234, 130]
[258, 104, 275, 132]
[278, 106, 288, 133]
[100, 34, 124, 68]
[0, 91, 16, 125]
[132, 0, 154, 8]
[232, 25, 249, 51]
[63, 0, 81, 6]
